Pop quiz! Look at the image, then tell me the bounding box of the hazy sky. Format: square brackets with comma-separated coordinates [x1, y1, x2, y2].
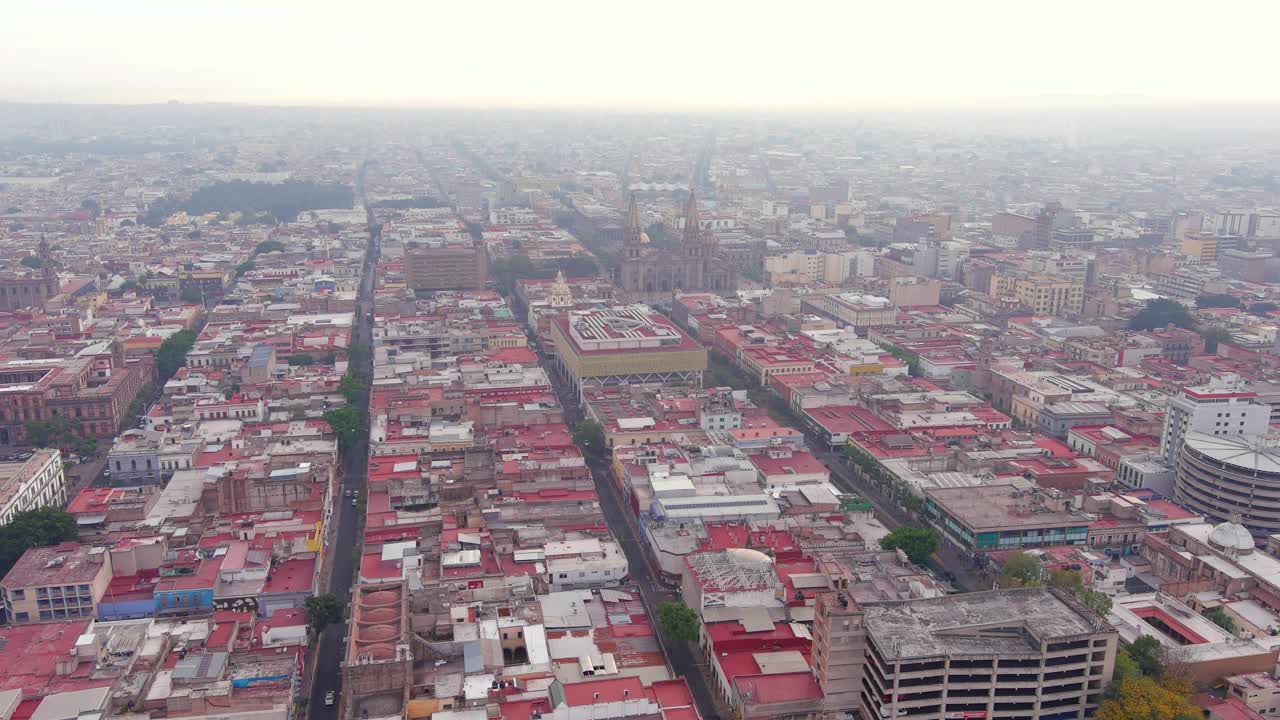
[2, 0, 1278, 109]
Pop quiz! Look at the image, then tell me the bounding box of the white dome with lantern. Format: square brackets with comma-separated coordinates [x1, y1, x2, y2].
[1208, 520, 1254, 554]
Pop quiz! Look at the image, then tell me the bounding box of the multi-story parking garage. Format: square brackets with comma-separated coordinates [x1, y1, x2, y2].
[1176, 432, 1280, 536]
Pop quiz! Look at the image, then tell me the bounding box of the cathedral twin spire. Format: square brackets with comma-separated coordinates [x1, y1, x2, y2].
[624, 191, 706, 253]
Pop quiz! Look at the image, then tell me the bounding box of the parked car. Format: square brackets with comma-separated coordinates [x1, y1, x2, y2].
[324, 691, 336, 706]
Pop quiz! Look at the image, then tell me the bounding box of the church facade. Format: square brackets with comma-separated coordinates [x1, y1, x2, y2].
[619, 193, 736, 300]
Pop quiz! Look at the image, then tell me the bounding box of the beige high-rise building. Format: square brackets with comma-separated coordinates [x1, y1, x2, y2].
[404, 239, 487, 292]
[990, 274, 1083, 317]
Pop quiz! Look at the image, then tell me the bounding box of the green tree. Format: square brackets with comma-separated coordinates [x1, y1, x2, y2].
[1129, 299, 1193, 331]
[1196, 293, 1243, 309]
[1111, 650, 1140, 689]
[1200, 325, 1233, 353]
[657, 601, 700, 642]
[493, 254, 538, 295]
[304, 593, 345, 634]
[157, 329, 197, 382]
[572, 420, 606, 461]
[1047, 568, 1084, 592]
[127, 383, 156, 425]
[289, 404, 308, 420]
[1204, 606, 1235, 633]
[999, 551, 1044, 587]
[879, 526, 940, 565]
[323, 406, 366, 453]
[287, 354, 315, 367]
[1048, 568, 1113, 616]
[80, 198, 101, 219]
[24, 416, 95, 455]
[19, 255, 42, 269]
[1126, 634, 1165, 678]
[1082, 589, 1113, 618]
[338, 373, 369, 405]
[1248, 302, 1279, 314]
[0, 508, 78, 577]
[180, 286, 205, 304]
[255, 239, 286, 254]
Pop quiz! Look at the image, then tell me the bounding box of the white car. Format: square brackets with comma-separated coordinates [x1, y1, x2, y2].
[324, 691, 336, 706]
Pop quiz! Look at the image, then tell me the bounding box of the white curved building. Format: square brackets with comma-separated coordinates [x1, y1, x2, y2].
[1175, 432, 1280, 536]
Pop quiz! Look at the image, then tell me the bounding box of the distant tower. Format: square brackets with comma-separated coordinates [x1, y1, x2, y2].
[681, 192, 707, 291]
[623, 193, 643, 260]
[38, 234, 57, 296]
[682, 192, 703, 260]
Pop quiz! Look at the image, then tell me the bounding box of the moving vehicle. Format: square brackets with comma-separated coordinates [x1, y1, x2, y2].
[324, 691, 336, 706]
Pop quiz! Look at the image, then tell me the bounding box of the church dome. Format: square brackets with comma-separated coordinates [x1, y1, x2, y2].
[726, 548, 772, 565]
[1208, 521, 1254, 553]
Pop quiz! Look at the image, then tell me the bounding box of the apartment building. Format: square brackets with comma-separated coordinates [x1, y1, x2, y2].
[990, 274, 1083, 317]
[859, 589, 1116, 720]
[0, 542, 112, 624]
[0, 449, 67, 525]
[1159, 379, 1270, 464]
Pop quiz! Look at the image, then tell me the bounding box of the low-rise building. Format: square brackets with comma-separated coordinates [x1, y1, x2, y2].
[1, 542, 112, 624]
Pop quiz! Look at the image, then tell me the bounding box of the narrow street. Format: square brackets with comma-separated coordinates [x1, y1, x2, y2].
[307, 179, 380, 720]
[706, 352, 989, 592]
[521, 306, 725, 720]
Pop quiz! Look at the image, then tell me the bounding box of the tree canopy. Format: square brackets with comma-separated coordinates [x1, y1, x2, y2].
[1196, 293, 1243, 309]
[144, 180, 354, 226]
[0, 508, 78, 578]
[255, 239, 286, 255]
[999, 551, 1044, 587]
[491, 255, 539, 294]
[323, 406, 366, 454]
[1200, 325, 1233, 353]
[879, 526, 940, 565]
[572, 420, 606, 461]
[1129, 299, 1193, 331]
[1248, 302, 1279, 315]
[1127, 634, 1165, 678]
[1098, 675, 1198, 720]
[19, 254, 41, 269]
[157, 329, 197, 382]
[304, 593, 345, 634]
[657, 601, 700, 642]
[1047, 568, 1113, 617]
[25, 415, 97, 456]
[338, 373, 369, 405]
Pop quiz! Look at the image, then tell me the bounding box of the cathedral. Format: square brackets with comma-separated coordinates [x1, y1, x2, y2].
[619, 192, 736, 299]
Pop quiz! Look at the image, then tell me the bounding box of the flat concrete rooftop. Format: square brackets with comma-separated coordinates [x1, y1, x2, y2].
[864, 588, 1106, 661]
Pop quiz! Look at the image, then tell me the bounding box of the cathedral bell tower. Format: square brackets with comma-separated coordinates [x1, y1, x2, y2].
[681, 192, 703, 260]
[623, 193, 643, 260]
[38, 234, 57, 296]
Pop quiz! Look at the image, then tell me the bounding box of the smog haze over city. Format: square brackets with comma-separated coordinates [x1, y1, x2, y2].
[3, 6, 1280, 720]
